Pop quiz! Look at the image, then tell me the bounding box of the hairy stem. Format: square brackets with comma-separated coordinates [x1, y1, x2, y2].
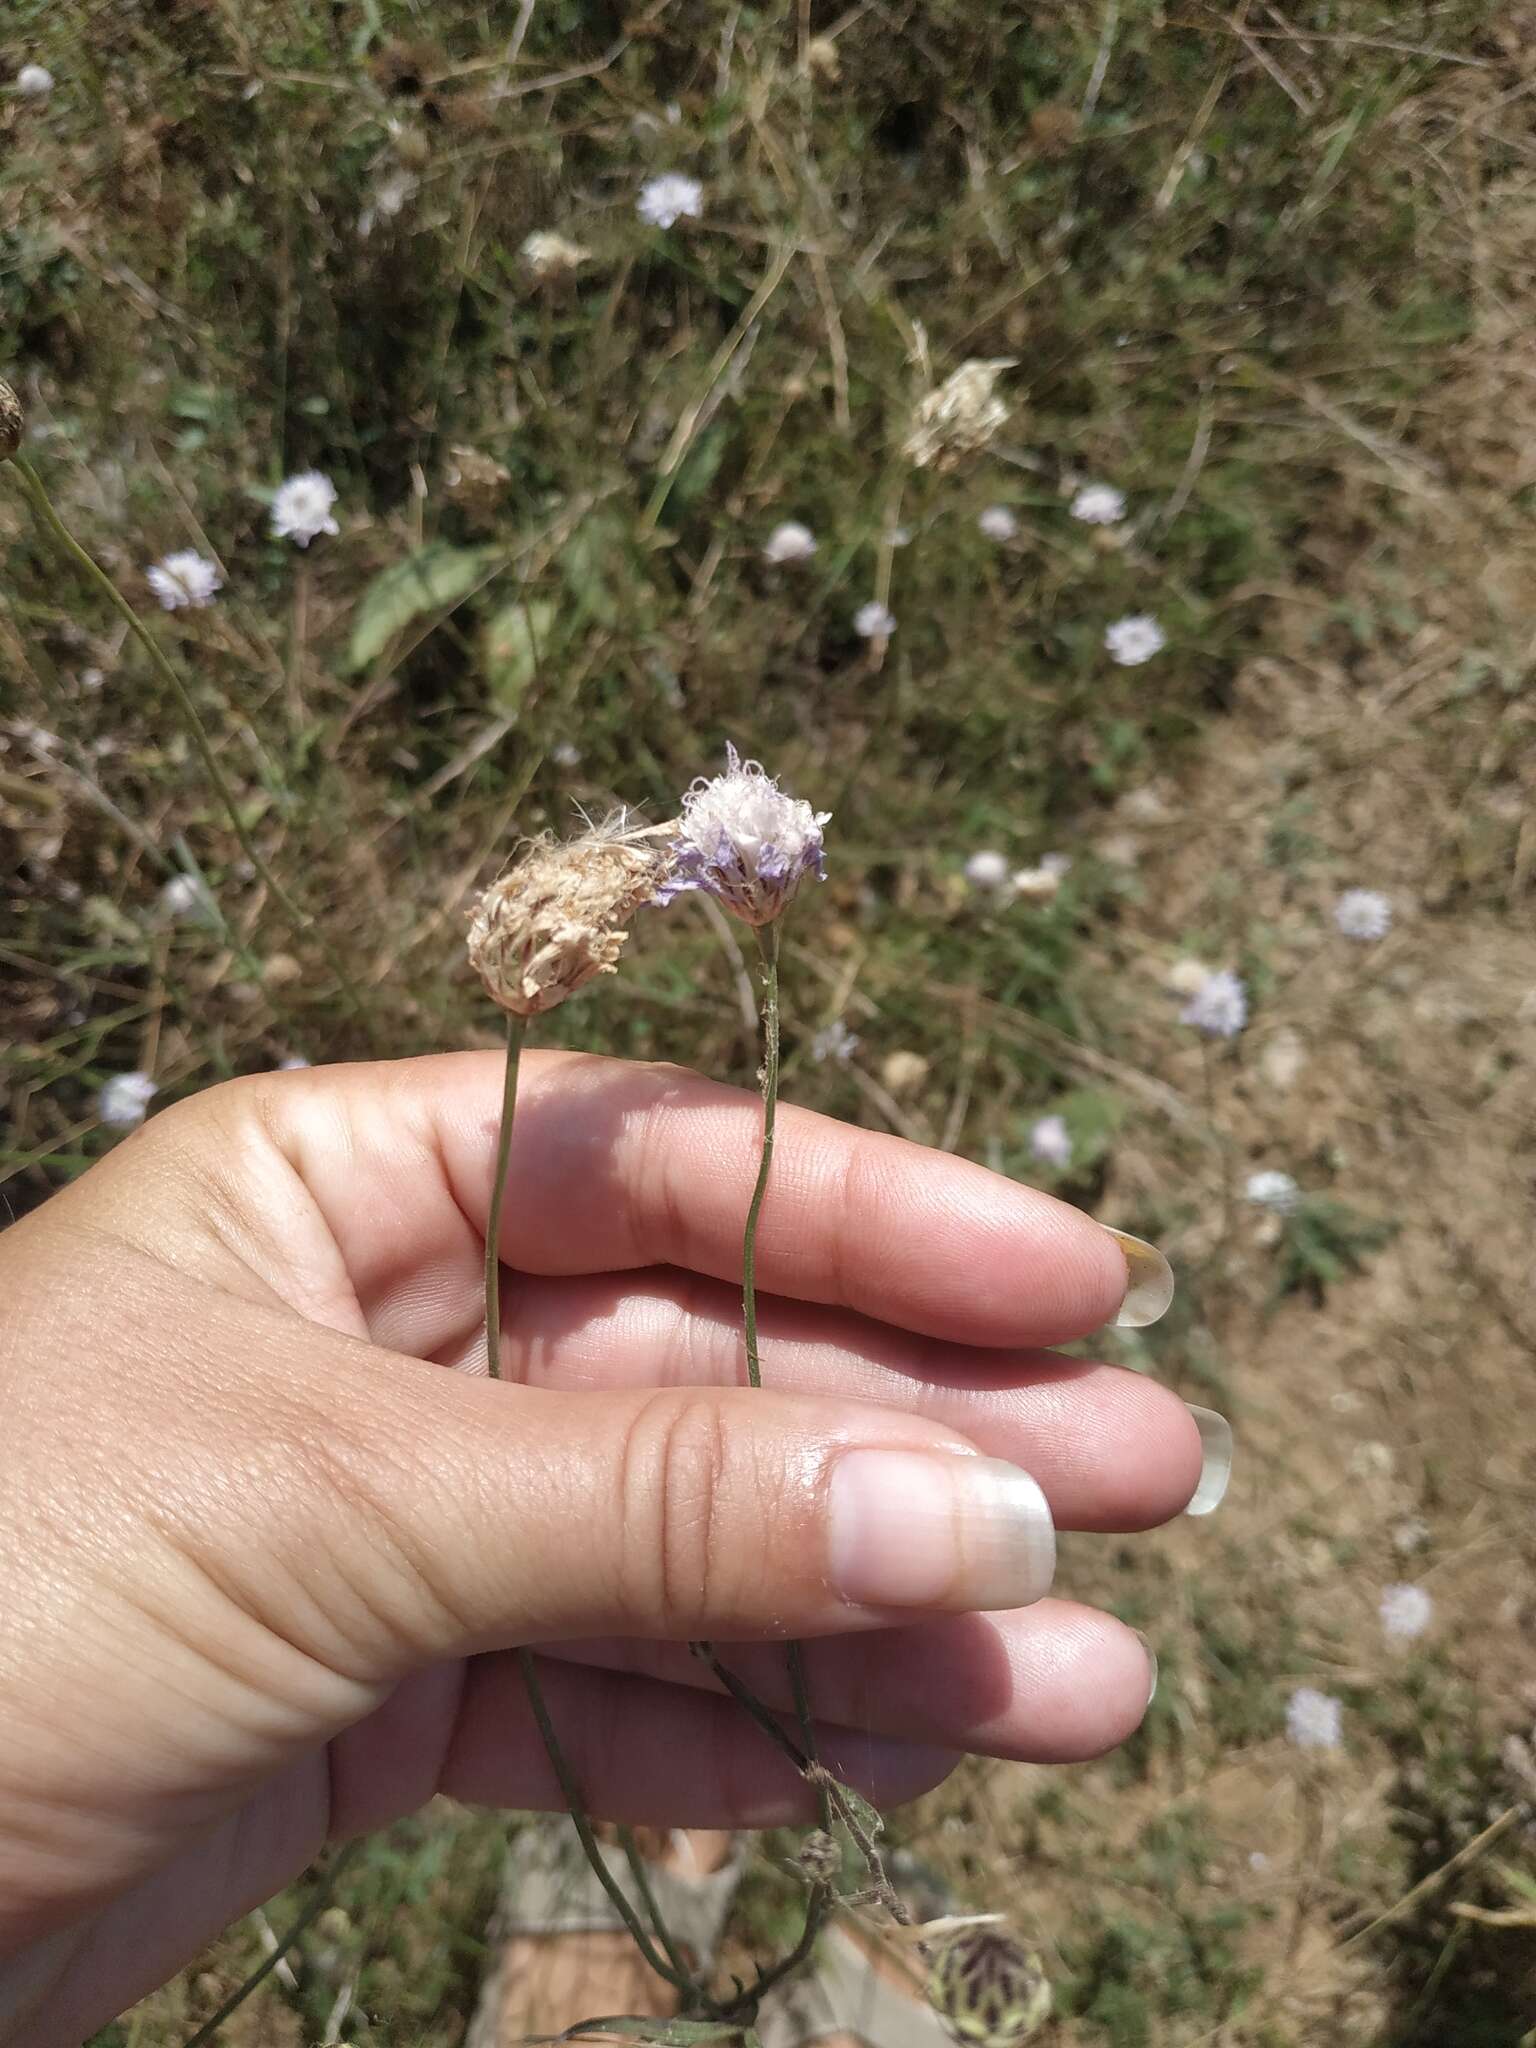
[5, 455, 378, 1051]
[484, 1016, 698, 2002]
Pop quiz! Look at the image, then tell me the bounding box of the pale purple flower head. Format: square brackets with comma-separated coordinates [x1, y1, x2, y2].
[98, 1071, 157, 1129]
[1181, 968, 1248, 1038]
[1105, 613, 1166, 666]
[964, 850, 1010, 891]
[854, 600, 896, 640]
[978, 504, 1018, 542]
[637, 173, 703, 229]
[1029, 1114, 1072, 1169]
[657, 745, 829, 927]
[810, 1019, 859, 1065]
[763, 520, 817, 564]
[271, 470, 339, 547]
[146, 550, 222, 611]
[1379, 1583, 1432, 1641]
[1285, 1686, 1342, 1751]
[1071, 483, 1126, 526]
[1245, 1169, 1300, 1214]
[1335, 889, 1392, 941]
[16, 64, 55, 98]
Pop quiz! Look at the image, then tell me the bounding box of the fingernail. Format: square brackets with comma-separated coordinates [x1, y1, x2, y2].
[827, 1450, 1056, 1613]
[1134, 1630, 1159, 1709]
[1105, 1229, 1175, 1329]
[1185, 1405, 1233, 1516]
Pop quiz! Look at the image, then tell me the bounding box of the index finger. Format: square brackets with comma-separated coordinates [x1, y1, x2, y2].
[381, 1051, 1160, 1347]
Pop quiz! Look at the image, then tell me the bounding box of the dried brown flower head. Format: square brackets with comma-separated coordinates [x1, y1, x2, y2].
[466, 827, 665, 1018]
[444, 445, 510, 527]
[0, 379, 22, 461]
[902, 358, 1017, 472]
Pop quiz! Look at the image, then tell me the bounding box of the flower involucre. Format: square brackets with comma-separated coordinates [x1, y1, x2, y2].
[657, 744, 829, 927]
[903, 358, 1017, 471]
[467, 831, 663, 1017]
[926, 1925, 1052, 2046]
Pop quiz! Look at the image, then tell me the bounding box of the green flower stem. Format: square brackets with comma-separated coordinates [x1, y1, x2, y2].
[617, 1822, 697, 1988]
[742, 926, 830, 1831]
[180, 1841, 362, 2047]
[5, 454, 378, 1052]
[483, 1015, 698, 2004]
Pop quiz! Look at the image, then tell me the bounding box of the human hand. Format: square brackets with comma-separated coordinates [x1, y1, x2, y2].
[0, 1052, 1218, 2043]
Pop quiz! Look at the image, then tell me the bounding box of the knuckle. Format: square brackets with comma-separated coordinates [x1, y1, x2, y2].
[618, 1392, 735, 1634]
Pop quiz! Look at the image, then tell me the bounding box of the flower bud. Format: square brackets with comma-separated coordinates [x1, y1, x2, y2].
[0, 379, 23, 460]
[926, 1926, 1052, 2046]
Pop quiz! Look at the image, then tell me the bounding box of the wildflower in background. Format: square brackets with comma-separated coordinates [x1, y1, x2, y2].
[1335, 888, 1392, 941]
[1071, 482, 1126, 525]
[1245, 1169, 1300, 1214]
[1013, 852, 1071, 901]
[886, 523, 913, 548]
[927, 1926, 1052, 2044]
[964, 850, 1010, 890]
[903, 358, 1016, 470]
[468, 821, 665, 1017]
[98, 1071, 157, 1129]
[521, 230, 591, 277]
[763, 519, 817, 564]
[637, 173, 703, 228]
[1180, 967, 1248, 1038]
[978, 504, 1018, 541]
[277, 1056, 311, 1070]
[882, 1049, 929, 1095]
[1379, 1583, 1432, 1642]
[1393, 1515, 1429, 1555]
[1104, 613, 1166, 666]
[549, 741, 582, 769]
[656, 744, 828, 928]
[1286, 1686, 1343, 1751]
[854, 600, 896, 640]
[146, 550, 222, 611]
[15, 63, 54, 97]
[271, 470, 339, 547]
[1029, 1115, 1072, 1169]
[810, 1019, 859, 1065]
[159, 873, 208, 919]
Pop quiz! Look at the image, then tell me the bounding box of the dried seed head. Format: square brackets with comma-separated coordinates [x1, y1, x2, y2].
[902, 359, 1017, 472]
[0, 379, 23, 460]
[926, 1926, 1052, 2047]
[467, 829, 665, 1017]
[796, 1831, 841, 1885]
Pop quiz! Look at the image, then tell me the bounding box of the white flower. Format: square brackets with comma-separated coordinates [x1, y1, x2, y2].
[1334, 889, 1392, 941]
[1104, 614, 1166, 666]
[357, 168, 417, 235]
[145, 550, 222, 611]
[637, 173, 703, 229]
[1071, 483, 1126, 525]
[277, 1056, 311, 1070]
[657, 744, 829, 927]
[903, 358, 1016, 470]
[1379, 1583, 1432, 1641]
[810, 1020, 859, 1065]
[521, 230, 592, 277]
[885, 524, 913, 548]
[1180, 968, 1248, 1038]
[550, 741, 582, 769]
[15, 63, 54, 97]
[1393, 1515, 1429, 1555]
[978, 504, 1018, 541]
[1012, 853, 1071, 901]
[1285, 1686, 1342, 1751]
[964, 850, 1010, 891]
[1245, 1169, 1300, 1214]
[159, 874, 208, 919]
[270, 470, 339, 547]
[763, 520, 817, 564]
[98, 1071, 158, 1129]
[1029, 1115, 1072, 1169]
[854, 600, 896, 640]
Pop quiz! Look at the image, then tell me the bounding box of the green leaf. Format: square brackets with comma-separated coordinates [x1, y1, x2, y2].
[481, 595, 558, 709]
[826, 1776, 885, 1846]
[558, 517, 622, 629]
[670, 422, 731, 508]
[345, 543, 501, 673]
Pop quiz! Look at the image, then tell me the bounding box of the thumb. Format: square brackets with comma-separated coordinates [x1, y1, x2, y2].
[271, 1336, 1058, 1680]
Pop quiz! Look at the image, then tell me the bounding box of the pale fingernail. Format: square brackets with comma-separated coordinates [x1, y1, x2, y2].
[1105, 1228, 1175, 1328]
[827, 1451, 1056, 1613]
[1185, 1405, 1233, 1516]
[1134, 1630, 1159, 1709]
